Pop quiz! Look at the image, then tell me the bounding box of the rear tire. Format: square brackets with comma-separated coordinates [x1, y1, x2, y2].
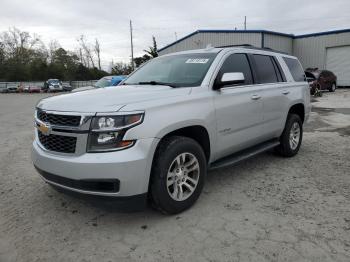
[150, 136, 207, 214]
[275, 114, 303, 157]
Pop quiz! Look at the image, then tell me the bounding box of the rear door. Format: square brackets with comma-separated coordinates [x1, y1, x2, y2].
[213, 53, 264, 158]
[251, 54, 289, 139]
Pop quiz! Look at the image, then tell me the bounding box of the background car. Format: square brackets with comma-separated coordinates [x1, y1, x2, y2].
[26, 85, 41, 93]
[62, 82, 73, 92]
[72, 75, 127, 92]
[42, 79, 63, 92]
[2, 84, 18, 93]
[305, 68, 337, 95]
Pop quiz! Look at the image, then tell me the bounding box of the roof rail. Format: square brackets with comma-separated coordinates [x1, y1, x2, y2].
[214, 44, 288, 55]
[215, 44, 253, 48]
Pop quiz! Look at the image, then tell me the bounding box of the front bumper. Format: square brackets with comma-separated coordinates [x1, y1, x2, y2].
[32, 137, 159, 197]
[49, 86, 63, 91]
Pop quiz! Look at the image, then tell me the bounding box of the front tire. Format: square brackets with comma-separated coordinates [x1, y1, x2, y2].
[275, 114, 303, 157]
[329, 83, 336, 92]
[150, 136, 207, 214]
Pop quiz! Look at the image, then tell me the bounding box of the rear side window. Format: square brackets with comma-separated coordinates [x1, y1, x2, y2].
[218, 53, 253, 85]
[283, 57, 305, 82]
[253, 55, 279, 84]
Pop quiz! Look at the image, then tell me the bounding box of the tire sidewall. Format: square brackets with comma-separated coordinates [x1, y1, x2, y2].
[151, 137, 207, 214]
[281, 114, 303, 156]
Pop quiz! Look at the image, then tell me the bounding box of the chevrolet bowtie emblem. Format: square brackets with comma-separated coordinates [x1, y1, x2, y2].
[38, 122, 51, 136]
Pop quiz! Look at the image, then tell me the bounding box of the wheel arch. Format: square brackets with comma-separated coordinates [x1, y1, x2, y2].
[155, 124, 211, 163]
[288, 103, 305, 123]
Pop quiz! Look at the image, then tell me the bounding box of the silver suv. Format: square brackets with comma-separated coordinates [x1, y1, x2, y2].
[32, 46, 310, 214]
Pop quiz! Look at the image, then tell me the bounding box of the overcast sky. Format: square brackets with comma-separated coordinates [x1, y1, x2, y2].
[1, 0, 349, 69]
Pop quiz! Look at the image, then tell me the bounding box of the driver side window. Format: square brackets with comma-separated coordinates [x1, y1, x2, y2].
[218, 53, 253, 85]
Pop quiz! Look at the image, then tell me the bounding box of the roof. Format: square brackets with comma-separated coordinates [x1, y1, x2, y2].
[158, 28, 350, 52]
[294, 28, 350, 39]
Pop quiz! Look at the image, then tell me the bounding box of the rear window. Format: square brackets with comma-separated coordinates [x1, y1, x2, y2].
[283, 57, 305, 82]
[253, 55, 279, 84]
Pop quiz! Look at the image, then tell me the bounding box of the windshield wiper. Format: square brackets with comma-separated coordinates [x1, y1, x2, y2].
[138, 81, 177, 88]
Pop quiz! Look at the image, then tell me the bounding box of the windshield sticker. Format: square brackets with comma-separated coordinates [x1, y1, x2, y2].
[185, 58, 209, 64]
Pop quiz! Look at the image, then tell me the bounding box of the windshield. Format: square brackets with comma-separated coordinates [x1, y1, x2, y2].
[48, 80, 59, 84]
[123, 53, 217, 87]
[95, 77, 112, 88]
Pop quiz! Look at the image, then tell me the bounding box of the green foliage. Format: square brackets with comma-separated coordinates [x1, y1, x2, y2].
[0, 27, 108, 81]
[144, 36, 158, 58]
[134, 36, 158, 68]
[134, 54, 151, 68]
[111, 62, 133, 75]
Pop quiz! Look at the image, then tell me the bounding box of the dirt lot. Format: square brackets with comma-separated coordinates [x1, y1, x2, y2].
[1, 89, 350, 262]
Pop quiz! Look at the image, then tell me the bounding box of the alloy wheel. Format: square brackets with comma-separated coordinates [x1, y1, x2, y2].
[166, 152, 200, 201]
[289, 122, 300, 150]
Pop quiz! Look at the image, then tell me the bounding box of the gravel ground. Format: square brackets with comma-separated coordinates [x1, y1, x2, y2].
[0, 89, 350, 262]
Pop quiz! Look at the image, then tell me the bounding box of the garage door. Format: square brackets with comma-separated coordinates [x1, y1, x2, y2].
[326, 46, 350, 86]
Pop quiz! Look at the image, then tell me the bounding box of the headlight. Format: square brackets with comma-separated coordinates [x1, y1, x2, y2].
[87, 113, 144, 152]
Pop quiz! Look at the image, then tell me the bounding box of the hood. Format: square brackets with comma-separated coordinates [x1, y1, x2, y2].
[72, 85, 95, 93]
[37, 85, 191, 113]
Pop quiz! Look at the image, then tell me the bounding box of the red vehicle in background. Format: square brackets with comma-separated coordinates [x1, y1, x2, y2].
[27, 85, 41, 93]
[305, 68, 337, 95]
[20, 84, 41, 93]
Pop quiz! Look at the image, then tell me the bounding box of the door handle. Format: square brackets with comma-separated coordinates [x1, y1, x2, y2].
[282, 90, 290, 95]
[251, 94, 261, 100]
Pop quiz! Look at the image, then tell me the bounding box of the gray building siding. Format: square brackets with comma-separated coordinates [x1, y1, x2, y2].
[158, 30, 294, 56]
[159, 32, 262, 55]
[293, 32, 350, 69]
[263, 33, 293, 54]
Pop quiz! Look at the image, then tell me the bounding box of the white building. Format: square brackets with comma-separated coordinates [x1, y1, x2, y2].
[158, 29, 350, 86]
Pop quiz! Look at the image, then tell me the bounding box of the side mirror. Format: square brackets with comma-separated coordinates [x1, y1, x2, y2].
[214, 72, 245, 89]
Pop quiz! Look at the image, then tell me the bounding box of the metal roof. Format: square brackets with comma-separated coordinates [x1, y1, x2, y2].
[158, 28, 350, 52]
[294, 28, 350, 39]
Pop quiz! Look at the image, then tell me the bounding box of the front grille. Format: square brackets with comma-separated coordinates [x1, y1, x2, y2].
[38, 131, 77, 153]
[37, 110, 81, 127]
[36, 168, 120, 193]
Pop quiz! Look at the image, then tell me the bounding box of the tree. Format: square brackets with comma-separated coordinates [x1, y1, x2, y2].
[78, 35, 95, 68]
[0, 27, 108, 81]
[134, 54, 150, 67]
[134, 36, 158, 68]
[0, 41, 5, 80]
[94, 38, 101, 70]
[0, 27, 45, 81]
[144, 36, 158, 58]
[48, 40, 60, 63]
[111, 62, 133, 75]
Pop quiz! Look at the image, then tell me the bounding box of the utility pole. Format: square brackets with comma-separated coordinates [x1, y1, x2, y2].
[244, 16, 247, 30]
[175, 32, 178, 41]
[129, 20, 134, 70]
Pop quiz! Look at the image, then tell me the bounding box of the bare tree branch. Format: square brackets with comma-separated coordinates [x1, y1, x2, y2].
[94, 38, 101, 70]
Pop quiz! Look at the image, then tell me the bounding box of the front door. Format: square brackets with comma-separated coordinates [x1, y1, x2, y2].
[213, 53, 264, 159]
